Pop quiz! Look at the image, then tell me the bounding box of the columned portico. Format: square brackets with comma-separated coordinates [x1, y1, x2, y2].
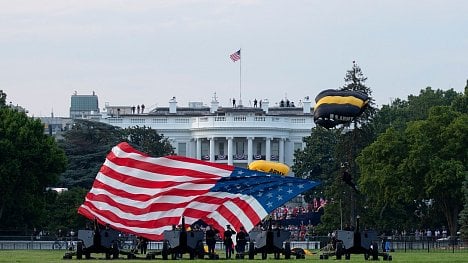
[191, 135, 293, 169]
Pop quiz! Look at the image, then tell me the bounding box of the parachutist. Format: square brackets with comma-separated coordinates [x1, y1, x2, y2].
[342, 170, 359, 193]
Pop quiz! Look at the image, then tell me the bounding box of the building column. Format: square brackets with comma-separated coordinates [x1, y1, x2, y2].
[227, 136, 233, 165]
[196, 138, 202, 160]
[247, 137, 254, 164]
[209, 137, 215, 162]
[265, 137, 271, 161]
[279, 137, 285, 163]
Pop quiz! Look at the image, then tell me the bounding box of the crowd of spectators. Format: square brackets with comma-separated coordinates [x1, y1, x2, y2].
[270, 198, 328, 221]
[383, 228, 450, 241]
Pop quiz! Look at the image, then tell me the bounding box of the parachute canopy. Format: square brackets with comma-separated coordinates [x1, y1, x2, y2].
[313, 89, 369, 128]
[248, 160, 290, 175]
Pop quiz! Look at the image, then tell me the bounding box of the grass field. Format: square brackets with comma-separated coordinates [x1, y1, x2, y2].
[0, 250, 467, 263]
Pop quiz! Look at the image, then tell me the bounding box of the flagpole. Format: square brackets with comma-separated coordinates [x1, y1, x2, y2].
[239, 48, 242, 106]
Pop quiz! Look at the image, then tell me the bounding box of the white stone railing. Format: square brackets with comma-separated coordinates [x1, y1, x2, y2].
[100, 115, 314, 130]
[191, 115, 313, 129]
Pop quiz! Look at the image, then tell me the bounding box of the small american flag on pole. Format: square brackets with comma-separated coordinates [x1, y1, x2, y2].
[230, 50, 241, 62]
[78, 142, 319, 240]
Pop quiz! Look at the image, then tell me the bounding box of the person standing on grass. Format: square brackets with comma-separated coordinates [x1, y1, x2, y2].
[223, 225, 236, 259]
[235, 226, 248, 257]
[205, 225, 219, 259]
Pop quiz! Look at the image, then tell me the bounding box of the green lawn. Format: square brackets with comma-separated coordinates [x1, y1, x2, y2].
[0, 250, 467, 262]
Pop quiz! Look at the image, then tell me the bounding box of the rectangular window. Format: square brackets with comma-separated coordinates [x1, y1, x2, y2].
[236, 141, 245, 154]
[256, 142, 262, 155]
[201, 141, 209, 156]
[219, 143, 225, 155]
[178, 143, 187, 156]
[271, 141, 279, 161]
[272, 141, 279, 156]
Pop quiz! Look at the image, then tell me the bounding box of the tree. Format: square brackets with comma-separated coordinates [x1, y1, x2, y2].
[408, 107, 467, 238]
[314, 175, 350, 234]
[371, 87, 461, 135]
[293, 127, 339, 189]
[406, 87, 460, 120]
[358, 87, 466, 231]
[459, 174, 468, 239]
[358, 106, 467, 237]
[335, 61, 376, 227]
[0, 107, 67, 229]
[0, 90, 6, 108]
[59, 121, 174, 188]
[58, 120, 123, 188]
[123, 126, 174, 157]
[357, 127, 421, 230]
[451, 81, 468, 114]
[294, 62, 377, 233]
[43, 187, 89, 235]
[341, 61, 377, 126]
[458, 82, 468, 239]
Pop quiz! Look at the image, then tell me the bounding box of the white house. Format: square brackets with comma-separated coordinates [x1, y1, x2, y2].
[95, 95, 315, 174]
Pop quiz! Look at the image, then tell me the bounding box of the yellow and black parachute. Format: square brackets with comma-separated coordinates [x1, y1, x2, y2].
[313, 89, 369, 129]
[248, 160, 290, 176]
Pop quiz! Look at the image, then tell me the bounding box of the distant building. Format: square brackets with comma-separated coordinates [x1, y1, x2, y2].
[4, 101, 72, 140]
[38, 115, 73, 140]
[70, 91, 99, 119]
[96, 94, 314, 172]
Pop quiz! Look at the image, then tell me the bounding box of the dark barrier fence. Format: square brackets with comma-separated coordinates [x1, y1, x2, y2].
[384, 236, 468, 253]
[306, 235, 468, 254]
[1, 235, 466, 253]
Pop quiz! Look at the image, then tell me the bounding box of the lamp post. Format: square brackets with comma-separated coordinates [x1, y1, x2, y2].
[340, 198, 343, 230]
[356, 215, 360, 232]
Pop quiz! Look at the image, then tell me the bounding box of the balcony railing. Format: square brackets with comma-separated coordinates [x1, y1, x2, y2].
[101, 115, 313, 130]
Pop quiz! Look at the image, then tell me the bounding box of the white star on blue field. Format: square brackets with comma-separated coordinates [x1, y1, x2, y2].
[210, 167, 320, 213]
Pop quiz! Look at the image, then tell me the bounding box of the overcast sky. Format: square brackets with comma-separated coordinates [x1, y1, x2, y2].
[1, 0, 467, 117]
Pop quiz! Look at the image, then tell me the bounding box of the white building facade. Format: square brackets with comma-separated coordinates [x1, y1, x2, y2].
[96, 96, 315, 173]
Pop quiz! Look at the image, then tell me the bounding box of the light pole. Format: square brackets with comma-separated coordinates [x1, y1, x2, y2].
[340, 198, 343, 230]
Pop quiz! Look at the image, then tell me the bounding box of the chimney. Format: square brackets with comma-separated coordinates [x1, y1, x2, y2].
[169, 97, 177, 114]
[303, 96, 311, 114]
[261, 99, 269, 114]
[210, 93, 219, 113]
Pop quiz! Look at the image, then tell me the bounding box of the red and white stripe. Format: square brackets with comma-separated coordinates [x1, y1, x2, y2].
[78, 142, 268, 240]
[230, 50, 240, 62]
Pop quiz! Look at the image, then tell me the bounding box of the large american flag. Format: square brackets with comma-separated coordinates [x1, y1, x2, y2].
[78, 142, 319, 240]
[230, 50, 241, 62]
